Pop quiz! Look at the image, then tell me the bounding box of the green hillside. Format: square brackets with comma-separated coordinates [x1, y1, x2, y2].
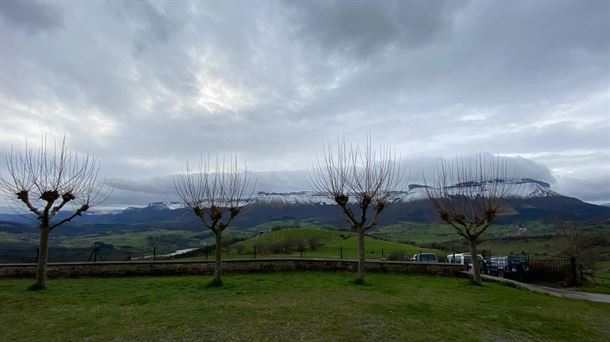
[224, 227, 444, 260]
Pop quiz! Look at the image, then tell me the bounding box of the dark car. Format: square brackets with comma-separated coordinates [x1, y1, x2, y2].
[488, 256, 530, 278]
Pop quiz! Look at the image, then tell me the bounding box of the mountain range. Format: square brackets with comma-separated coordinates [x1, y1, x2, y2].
[1, 178, 609, 235]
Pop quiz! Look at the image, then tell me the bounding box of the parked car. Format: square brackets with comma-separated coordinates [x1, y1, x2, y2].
[447, 253, 487, 272]
[488, 255, 530, 278]
[410, 253, 438, 263]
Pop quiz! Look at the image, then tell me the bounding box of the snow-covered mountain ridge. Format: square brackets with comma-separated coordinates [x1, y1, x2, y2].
[88, 178, 560, 213]
[256, 178, 559, 205]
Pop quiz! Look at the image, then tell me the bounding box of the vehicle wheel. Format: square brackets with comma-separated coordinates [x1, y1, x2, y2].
[498, 270, 504, 278]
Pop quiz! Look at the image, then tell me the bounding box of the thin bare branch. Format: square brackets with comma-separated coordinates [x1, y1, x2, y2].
[423, 153, 519, 283]
[309, 136, 403, 230]
[173, 154, 256, 232]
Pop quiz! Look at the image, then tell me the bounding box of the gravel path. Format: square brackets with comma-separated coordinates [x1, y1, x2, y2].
[463, 271, 610, 304]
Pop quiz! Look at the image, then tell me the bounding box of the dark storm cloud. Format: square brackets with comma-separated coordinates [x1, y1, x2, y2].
[0, 0, 608, 206]
[0, 0, 64, 33]
[285, 0, 462, 59]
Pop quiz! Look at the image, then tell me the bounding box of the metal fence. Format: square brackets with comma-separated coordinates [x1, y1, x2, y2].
[485, 253, 581, 286]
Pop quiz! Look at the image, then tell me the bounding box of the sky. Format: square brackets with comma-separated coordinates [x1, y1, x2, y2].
[0, 0, 608, 207]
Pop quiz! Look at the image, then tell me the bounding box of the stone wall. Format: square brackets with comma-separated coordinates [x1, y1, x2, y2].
[0, 259, 465, 279]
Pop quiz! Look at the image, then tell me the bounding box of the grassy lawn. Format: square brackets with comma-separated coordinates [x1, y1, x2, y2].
[1, 273, 609, 341]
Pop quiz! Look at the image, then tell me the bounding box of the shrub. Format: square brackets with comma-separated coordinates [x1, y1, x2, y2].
[308, 237, 322, 251]
[235, 244, 246, 255]
[257, 237, 307, 254]
[389, 250, 405, 261]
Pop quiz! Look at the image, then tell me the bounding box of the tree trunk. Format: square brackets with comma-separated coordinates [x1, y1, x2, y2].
[469, 239, 481, 284]
[213, 231, 223, 285]
[33, 224, 50, 290]
[356, 227, 365, 284]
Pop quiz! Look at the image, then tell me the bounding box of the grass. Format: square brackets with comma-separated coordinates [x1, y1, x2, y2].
[0, 229, 205, 250]
[241, 219, 317, 233]
[371, 221, 557, 245]
[55, 229, 203, 249]
[1, 273, 609, 341]
[0, 231, 38, 244]
[583, 261, 610, 295]
[371, 222, 467, 243]
[184, 227, 444, 260]
[477, 236, 565, 257]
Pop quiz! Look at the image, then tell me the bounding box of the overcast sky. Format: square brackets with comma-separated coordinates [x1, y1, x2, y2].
[0, 0, 608, 206]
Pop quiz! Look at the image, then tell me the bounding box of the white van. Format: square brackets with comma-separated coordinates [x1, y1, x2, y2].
[447, 253, 485, 269]
[410, 252, 438, 263]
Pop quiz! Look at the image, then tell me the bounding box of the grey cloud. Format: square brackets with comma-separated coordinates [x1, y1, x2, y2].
[101, 154, 558, 207]
[433, 121, 610, 156]
[115, 0, 185, 56]
[0, 1, 608, 205]
[555, 176, 610, 203]
[402, 154, 556, 185]
[0, 0, 63, 33]
[285, 0, 462, 59]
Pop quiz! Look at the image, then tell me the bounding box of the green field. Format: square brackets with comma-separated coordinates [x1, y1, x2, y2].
[477, 236, 564, 257]
[2, 220, 609, 266]
[0, 229, 204, 249]
[584, 261, 610, 295]
[55, 230, 203, 249]
[183, 227, 443, 260]
[371, 221, 558, 245]
[373, 221, 610, 258]
[1, 273, 609, 341]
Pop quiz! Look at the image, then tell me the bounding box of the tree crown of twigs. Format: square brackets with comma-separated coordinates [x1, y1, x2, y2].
[424, 154, 518, 239]
[308, 137, 403, 228]
[0, 135, 110, 228]
[173, 154, 256, 231]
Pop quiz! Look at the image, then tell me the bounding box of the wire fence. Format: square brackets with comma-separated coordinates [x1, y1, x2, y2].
[485, 253, 581, 286]
[3, 243, 444, 264]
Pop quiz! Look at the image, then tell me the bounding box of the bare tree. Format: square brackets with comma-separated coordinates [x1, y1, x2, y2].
[557, 222, 598, 279]
[174, 155, 254, 286]
[309, 138, 402, 284]
[0, 136, 108, 290]
[425, 155, 513, 284]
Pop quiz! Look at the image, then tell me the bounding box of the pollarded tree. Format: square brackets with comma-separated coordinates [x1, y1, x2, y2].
[425, 155, 514, 284]
[174, 155, 254, 286]
[309, 138, 402, 284]
[0, 136, 108, 290]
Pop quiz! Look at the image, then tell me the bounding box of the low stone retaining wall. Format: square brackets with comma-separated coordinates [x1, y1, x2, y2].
[0, 259, 465, 279]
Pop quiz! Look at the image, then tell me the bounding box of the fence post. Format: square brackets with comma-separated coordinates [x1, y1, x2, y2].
[300, 246, 303, 258]
[254, 245, 257, 260]
[35, 248, 39, 263]
[153, 246, 156, 261]
[205, 246, 208, 260]
[381, 248, 384, 259]
[570, 257, 577, 286]
[340, 247, 343, 260]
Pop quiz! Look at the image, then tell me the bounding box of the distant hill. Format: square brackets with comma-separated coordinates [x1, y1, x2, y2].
[1, 178, 609, 234]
